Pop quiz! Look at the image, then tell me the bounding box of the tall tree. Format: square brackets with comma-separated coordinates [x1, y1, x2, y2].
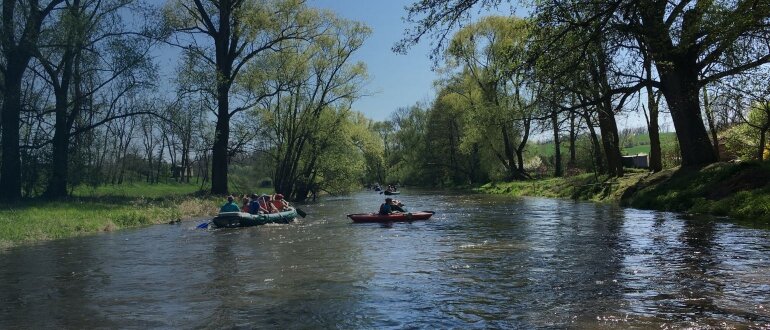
[0, 0, 64, 201]
[398, 0, 770, 167]
[36, 0, 155, 198]
[444, 16, 535, 180]
[255, 12, 369, 201]
[164, 0, 318, 194]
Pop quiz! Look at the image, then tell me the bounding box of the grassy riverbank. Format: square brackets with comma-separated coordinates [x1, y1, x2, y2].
[0, 182, 253, 249]
[479, 161, 770, 223]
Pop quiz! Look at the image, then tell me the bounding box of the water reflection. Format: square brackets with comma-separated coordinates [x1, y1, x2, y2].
[0, 191, 768, 328]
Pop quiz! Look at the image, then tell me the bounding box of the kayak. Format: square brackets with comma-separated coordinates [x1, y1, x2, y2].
[383, 191, 400, 195]
[211, 208, 297, 228]
[347, 211, 434, 223]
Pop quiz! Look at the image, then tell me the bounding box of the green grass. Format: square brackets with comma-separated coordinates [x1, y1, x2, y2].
[72, 181, 205, 199]
[530, 132, 678, 156]
[479, 161, 770, 225]
[0, 182, 250, 249]
[622, 161, 770, 223]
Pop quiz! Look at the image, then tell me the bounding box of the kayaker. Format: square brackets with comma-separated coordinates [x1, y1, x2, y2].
[379, 198, 393, 215]
[379, 198, 406, 215]
[220, 195, 240, 212]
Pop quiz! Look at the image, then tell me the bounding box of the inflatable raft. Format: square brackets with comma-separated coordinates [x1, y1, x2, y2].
[211, 208, 297, 228]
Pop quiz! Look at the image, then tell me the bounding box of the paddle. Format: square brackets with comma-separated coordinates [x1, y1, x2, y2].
[295, 207, 307, 218]
[196, 222, 209, 229]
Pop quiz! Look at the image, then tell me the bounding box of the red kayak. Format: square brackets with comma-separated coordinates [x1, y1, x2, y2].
[347, 211, 435, 223]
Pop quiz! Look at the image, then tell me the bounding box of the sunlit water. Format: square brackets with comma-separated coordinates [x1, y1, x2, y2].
[1, 190, 768, 328]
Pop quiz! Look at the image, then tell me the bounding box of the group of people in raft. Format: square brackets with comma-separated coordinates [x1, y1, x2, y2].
[221, 194, 407, 216]
[220, 193, 291, 214]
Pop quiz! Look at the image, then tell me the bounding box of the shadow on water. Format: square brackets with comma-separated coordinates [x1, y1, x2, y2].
[0, 189, 768, 328]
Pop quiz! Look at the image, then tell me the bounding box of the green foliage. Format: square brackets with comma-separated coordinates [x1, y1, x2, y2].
[723, 102, 770, 161]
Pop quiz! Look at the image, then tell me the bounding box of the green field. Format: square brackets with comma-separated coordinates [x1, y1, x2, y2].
[0, 182, 273, 248]
[529, 132, 678, 156]
[72, 181, 205, 199]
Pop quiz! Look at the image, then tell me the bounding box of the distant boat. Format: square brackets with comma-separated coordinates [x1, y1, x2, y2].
[383, 190, 400, 195]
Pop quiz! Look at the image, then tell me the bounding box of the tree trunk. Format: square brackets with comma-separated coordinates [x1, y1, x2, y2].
[581, 110, 605, 174]
[759, 128, 767, 161]
[551, 111, 562, 177]
[514, 116, 531, 179]
[0, 65, 24, 201]
[656, 65, 718, 166]
[594, 54, 624, 177]
[568, 111, 577, 168]
[45, 91, 71, 198]
[210, 89, 230, 194]
[702, 87, 720, 159]
[597, 103, 623, 177]
[646, 91, 663, 172]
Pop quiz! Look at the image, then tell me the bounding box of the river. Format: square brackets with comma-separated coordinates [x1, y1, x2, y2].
[1, 190, 768, 328]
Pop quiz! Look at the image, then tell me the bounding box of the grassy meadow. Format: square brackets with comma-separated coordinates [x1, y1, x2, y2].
[0, 182, 276, 249]
[530, 132, 678, 156]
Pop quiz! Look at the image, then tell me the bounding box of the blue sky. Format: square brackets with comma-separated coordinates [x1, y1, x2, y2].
[309, 0, 438, 121]
[307, 0, 661, 131]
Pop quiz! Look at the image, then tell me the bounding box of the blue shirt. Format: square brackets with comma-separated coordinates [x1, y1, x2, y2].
[249, 200, 262, 214]
[220, 202, 240, 212]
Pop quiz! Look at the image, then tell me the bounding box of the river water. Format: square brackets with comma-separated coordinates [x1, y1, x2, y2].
[1, 190, 769, 328]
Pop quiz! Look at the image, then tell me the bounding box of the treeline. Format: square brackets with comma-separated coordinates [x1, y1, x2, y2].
[2, 0, 768, 202]
[0, 0, 380, 202]
[367, 1, 770, 186]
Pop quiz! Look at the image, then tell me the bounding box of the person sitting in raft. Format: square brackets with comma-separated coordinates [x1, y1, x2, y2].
[240, 196, 251, 213]
[248, 193, 268, 214]
[220, 195, 240, 212]
[271, 194, 290, 211]
[257, 194, 275, 213]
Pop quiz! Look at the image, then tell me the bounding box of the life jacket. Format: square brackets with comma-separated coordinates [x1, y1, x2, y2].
[379, 203, 391, 215]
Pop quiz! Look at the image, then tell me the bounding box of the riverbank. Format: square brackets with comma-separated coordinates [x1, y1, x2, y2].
[0, 183, 227, 249]
[478, 161, 770, 224]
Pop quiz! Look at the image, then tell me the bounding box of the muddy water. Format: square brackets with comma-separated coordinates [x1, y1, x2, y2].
[0, 190, 768, 328]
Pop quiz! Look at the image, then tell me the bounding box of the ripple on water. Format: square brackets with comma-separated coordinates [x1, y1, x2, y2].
[0, 191, 768, 328]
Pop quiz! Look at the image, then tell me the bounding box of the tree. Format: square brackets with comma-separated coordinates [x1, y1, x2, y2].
[444, 16, 535, 180]
[254, 12, 369, 201]
[164, 0, 319, 194]
[35, 0, 156, 198]
[1, 0, 65, 201]
[425, 89, 485, 185]
[398, 0, 770, 167]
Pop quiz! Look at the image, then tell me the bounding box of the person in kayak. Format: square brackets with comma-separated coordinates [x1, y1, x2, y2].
[220, 195, 240, 212]
[379, 198, 406, 215]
